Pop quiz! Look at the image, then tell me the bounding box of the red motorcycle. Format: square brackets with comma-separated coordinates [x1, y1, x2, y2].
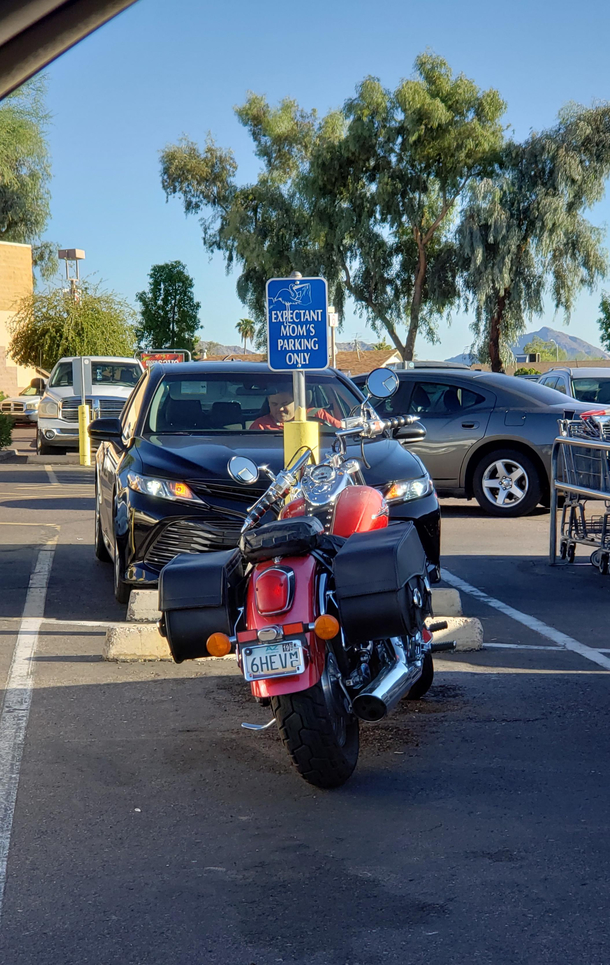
[159, 372, 452, 788]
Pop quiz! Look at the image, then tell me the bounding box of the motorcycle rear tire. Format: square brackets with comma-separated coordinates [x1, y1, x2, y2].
[406, 651, 434, 700]
[271, 681, 359, 789]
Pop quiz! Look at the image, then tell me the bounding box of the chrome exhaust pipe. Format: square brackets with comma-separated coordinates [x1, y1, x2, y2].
[352, 638, 422, 723]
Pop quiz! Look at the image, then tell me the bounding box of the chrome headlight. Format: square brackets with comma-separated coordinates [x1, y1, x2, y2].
[24, 401, 40, 411]
[127, 472, 202, 504]
[38, 398, 59, 418]
[385, 474, 433, 503]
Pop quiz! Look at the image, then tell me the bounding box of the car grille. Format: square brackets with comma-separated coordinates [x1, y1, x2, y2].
[1, 402, 24, 413]
[145, 518, 244, 568]
[61, 397, 126, 422]
[190, 480, 267, 503]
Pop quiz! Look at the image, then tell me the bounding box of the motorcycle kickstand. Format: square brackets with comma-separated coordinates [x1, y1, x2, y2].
[241, 719, 276, 732]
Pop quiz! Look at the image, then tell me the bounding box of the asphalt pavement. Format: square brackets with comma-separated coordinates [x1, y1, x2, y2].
[0, 430, 609, 965]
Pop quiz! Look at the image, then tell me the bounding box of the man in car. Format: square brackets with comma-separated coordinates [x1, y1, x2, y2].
[250, 385, 342, 430]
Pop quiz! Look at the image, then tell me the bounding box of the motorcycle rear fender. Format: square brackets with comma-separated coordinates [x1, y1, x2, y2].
[245, 553, 326, 698]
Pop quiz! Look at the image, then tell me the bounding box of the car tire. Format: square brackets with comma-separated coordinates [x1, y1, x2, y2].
[37, 433, 54, 456]
[113, 536, 131, 604]
[94, 479, 111, 563]
[472, 449, 542, 517]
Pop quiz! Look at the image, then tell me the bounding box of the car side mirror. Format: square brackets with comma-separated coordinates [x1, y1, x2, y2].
[88, 417, 123, 442]
[393, 424, 426, 442]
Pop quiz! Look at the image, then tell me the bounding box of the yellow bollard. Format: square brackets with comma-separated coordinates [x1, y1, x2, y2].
[283, 417, 319, 469]
[78, 403, 91, 467]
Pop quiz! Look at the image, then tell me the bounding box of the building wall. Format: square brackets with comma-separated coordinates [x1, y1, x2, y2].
[0, 240, 36, 396]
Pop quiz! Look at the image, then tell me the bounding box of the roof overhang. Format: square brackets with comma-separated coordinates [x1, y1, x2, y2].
[0, 0, 139, 100]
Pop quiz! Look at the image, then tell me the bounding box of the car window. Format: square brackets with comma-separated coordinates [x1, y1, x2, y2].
[49, 362, 74, 387]
[19, 386, 39, 396]
[121, 375, 148, 440]
[541, 377, 558, 390]
[369, 381, 413, 417]
[49, 361, 142, 388]
[144, 371, 363, 434]
[554, 379, 567, 394]
[408, 382, 485, 415]
[572, 377, 610, 404]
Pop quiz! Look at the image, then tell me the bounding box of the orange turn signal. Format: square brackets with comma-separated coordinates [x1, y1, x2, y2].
[314, 614, 340, 640]
[206, 632, 232, 657]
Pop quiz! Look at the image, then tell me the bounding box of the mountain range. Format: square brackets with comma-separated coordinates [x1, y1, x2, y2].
[446, 327, 609, 364]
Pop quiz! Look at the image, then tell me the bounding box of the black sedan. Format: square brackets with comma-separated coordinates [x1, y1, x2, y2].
[89, 362, 441, 603]
[353, 367, 591, 516]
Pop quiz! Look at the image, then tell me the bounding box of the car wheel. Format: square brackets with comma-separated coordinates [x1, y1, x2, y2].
[472, 449, 542, 517]
[113, 536, 131, 604]
[37, 432, 54, 455]
[94, 478, 111, 563]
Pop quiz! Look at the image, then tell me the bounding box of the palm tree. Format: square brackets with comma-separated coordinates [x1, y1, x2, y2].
[236, 318, 255, 353]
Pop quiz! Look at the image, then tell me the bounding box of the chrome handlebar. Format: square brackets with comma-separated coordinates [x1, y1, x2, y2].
[239, 415, 419, 533]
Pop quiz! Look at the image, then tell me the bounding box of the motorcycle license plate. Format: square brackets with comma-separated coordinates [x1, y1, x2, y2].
[242, 639, 305, 682]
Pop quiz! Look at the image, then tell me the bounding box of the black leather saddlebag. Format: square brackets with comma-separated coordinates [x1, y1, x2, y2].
[333, 523, 430, 645]
[240, 516, 324, 563]
[158, 549, 243, 662]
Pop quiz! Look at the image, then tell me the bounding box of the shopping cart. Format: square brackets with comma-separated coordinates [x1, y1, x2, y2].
[550, 411, 610, 572]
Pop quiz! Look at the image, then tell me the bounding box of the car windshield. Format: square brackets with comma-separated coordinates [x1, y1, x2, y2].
[145, 371, 363, 434]
[19, 386, 39, 396]
[571, 377, 610, 404]
[50, 361, 142, 388]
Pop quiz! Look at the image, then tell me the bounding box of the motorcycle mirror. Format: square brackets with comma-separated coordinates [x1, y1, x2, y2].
[365, 368, 399, 399]
[227, 455, 259, 485]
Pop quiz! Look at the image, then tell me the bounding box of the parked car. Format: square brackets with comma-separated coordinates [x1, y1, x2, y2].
[37, 356, 144, 454]
[537, 367, 610, 404]
[88, 362, 441, 603]
[352, 367, 592, 516]
[0, 381, 44, 424]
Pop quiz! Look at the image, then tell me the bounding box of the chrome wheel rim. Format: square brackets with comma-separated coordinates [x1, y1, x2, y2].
[482, 458, 528, 508]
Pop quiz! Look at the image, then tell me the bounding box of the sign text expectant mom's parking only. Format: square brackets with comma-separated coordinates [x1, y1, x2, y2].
[266, 277, 329, 371]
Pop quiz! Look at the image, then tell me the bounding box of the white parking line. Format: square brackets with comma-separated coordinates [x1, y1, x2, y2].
[442, 568, 610, 671]
[44, 465, 59, 486]
[0, 538, 57, 922]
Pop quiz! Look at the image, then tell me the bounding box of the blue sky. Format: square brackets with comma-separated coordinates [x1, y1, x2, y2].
[42, 0, 610, 357]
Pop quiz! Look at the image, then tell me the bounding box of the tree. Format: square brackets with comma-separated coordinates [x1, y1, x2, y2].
[0, 77, 56, 278]
[523, 337, 568, 361]
[160, 53, 505, 360]
[598, 291, 610, 353]
[458, 106, 610, 371]
[135, 262, 201, 352]
[236, 317, 255, 352]
[8, 282, 137, 370]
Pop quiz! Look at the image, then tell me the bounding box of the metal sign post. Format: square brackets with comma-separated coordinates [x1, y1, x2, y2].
[266, 271, 330, 466]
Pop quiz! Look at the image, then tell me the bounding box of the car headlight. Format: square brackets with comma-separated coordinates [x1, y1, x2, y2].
[24, 401, 40, 411]
[38, 398, 59, 417]
[385, 475, 433, 503]
[127, 472, 202, 504]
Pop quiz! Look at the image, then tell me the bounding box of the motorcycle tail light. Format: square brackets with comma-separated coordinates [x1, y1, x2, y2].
[255, 567, 294, 615]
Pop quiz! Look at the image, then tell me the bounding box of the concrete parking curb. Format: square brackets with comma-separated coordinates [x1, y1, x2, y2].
[431, 588, 462, 617]
[103, 624, 171, 661]
[0, 449, 19, 462]
[430, 616, 483, 652]
[126, 590, 160, 623]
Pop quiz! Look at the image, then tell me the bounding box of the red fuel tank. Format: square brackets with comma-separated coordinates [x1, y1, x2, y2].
[331, 485, 388, 538]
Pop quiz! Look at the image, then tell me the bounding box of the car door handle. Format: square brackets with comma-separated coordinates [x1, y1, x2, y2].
[461, 421, 479, 429]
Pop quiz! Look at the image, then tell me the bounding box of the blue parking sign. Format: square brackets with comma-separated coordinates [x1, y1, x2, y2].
[266, 277, 329, 371]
